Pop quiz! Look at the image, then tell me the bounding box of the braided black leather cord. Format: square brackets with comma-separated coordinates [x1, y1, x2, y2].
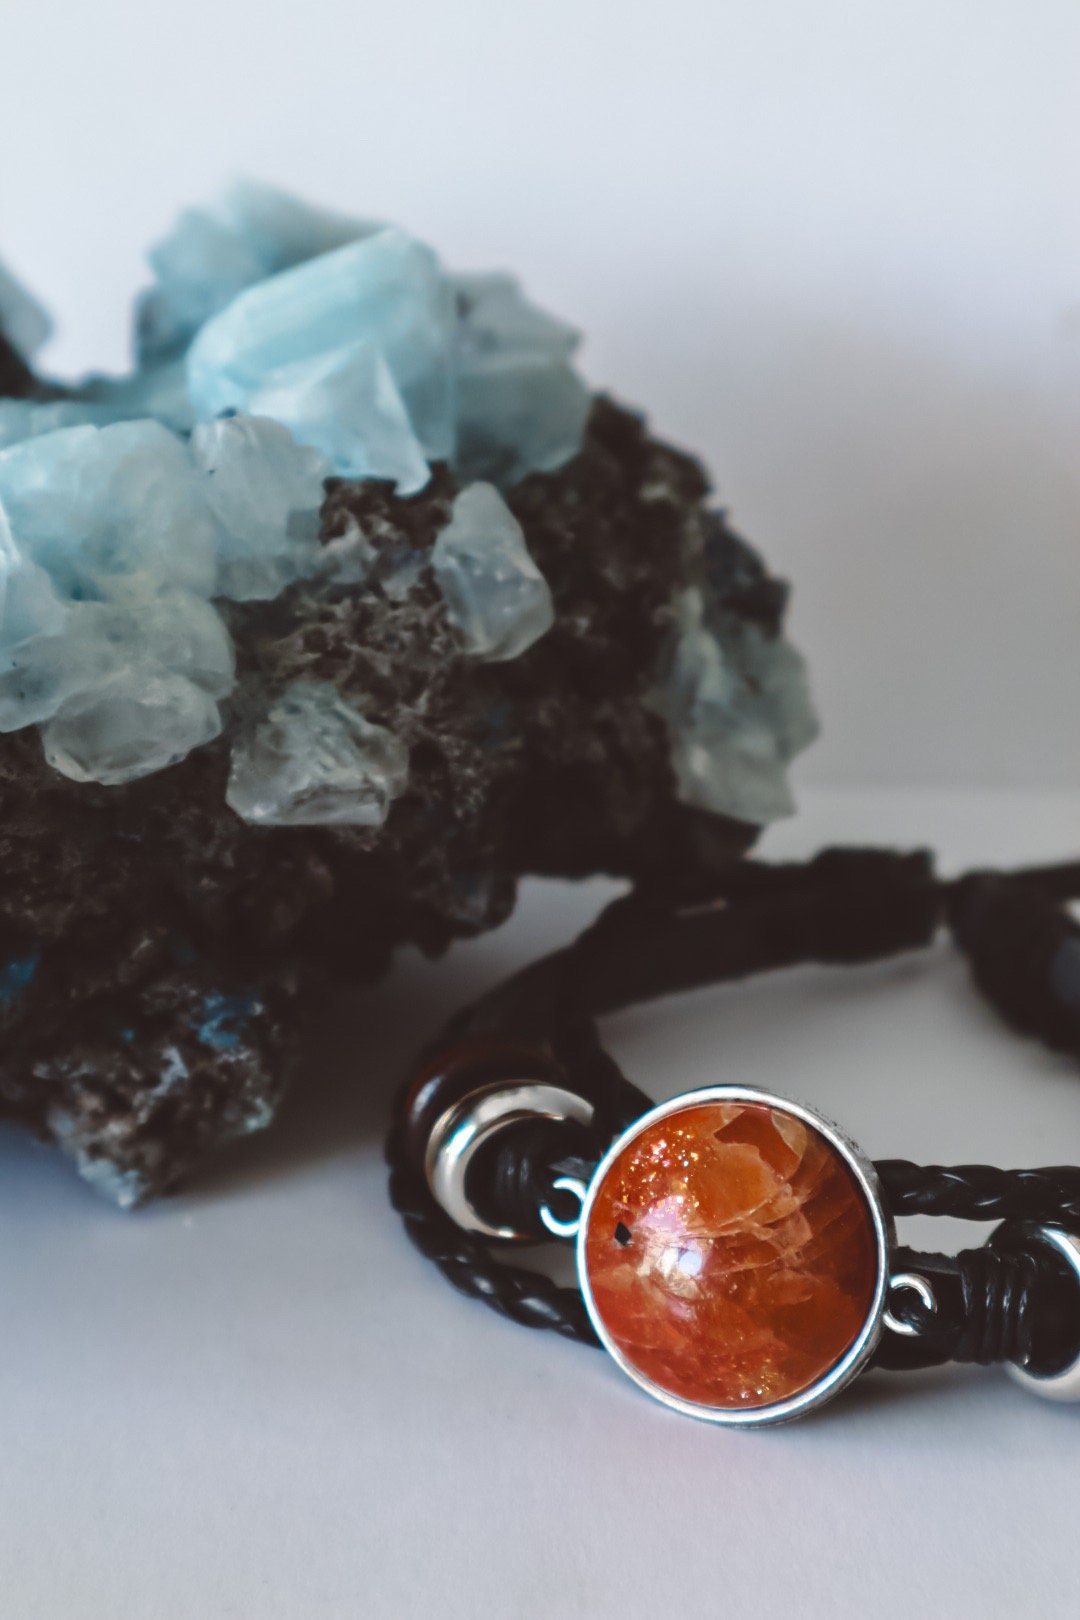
[388, 1138, 598, 1344]
[387, 845, 1080, 1371]
[877, 1162, 1080, 1227]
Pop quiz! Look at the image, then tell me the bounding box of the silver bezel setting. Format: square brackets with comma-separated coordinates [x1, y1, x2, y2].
[575, 1084, 894, 1427]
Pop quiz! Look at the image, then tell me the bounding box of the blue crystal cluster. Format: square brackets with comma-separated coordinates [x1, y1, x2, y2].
[650, 585, 818, 825]
[0, 183, 587, 796]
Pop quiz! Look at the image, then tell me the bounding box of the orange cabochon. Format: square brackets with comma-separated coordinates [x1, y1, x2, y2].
[583, 1099, 879, 1411]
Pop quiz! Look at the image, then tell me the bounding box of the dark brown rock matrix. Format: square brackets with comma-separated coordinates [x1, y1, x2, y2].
[0, 396, 786, 1204]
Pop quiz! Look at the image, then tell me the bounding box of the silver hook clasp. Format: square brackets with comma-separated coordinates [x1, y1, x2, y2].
[539, 1176, 589, 1240]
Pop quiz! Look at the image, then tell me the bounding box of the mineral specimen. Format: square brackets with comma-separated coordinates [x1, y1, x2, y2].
[0, 184, 816, 1205]
[583, 1098, 878, 1410]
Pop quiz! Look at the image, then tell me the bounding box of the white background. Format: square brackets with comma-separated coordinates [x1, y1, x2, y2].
[4, 0, 1079, 789]
[1, 4, 1079, 1617]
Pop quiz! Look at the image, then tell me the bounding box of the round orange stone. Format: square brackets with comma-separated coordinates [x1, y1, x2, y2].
[581, 1096, 880, 1414]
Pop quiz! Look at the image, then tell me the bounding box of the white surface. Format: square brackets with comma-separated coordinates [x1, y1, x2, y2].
[2, 786, 1080, 1620]
[3, 0, 1079, 788]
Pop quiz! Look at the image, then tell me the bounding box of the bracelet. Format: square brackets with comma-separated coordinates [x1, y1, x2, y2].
[387, 846, 1080, 1427]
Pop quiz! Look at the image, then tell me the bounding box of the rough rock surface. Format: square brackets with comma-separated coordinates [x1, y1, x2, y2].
[0, 391, 803, 1203]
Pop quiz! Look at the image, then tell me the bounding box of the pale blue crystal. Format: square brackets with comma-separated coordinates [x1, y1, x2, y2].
[186, 228, 455, 483]
[0, 257, 52, 359]
[136, 181, 376, 364]
[41, 669, 222, 786]
[76, 359, 197, 436]
[0, 420, 218, 601]
[0, 503, 67, 662]
[190, 415, 329, 599]
[431, 482, 554, 661]
[0, 558, 67, 660]
[0, 397, 137, 450]
[0, 633, 102, 732]
[138, 210, 266, 364]
[222, 181, 377, 273]
[226, 682, 409, 826]
[0, 364, 197, 450]
[451, 273, 590, 486]
[0, 591, 233, 735]
[651, 588, 818, 824]
[109, 590, 235, 697]
[241, 341, 429, 492]
[0, 190, 596, 788]
[0, 420, 242, 773]
[453, 273, 579, 363]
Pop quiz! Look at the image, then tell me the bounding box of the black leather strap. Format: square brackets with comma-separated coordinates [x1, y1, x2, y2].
[387, 845, 1080, 1376]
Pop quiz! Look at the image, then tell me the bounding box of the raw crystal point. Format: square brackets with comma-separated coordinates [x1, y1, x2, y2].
[191, 414, 329, 600]
[226, 682, 410, 827]
[186, 229, 454, 485]
[652, 586, 817, 824]
[244, 341, 429, 493]
[138, 209, 268, 365]
[451, 273, 591, 486]
[221, 180, 377, 277]
[136, 180, 376, 364]
[41, 669, 222, 787]
[431, 482, 554, 661]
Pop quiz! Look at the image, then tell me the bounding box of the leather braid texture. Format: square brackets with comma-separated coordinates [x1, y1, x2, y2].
[878, 1162, 1080, 1227]
[388, 1143, 598, 1345]
[387, 844, 1080, 1374]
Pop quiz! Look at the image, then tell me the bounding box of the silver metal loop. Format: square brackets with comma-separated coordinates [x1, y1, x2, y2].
[424, 1082, 594, 1242]
[539, 1176, 588, 1240]
[1000, 1224, 1080, 1402]
[883, 1272, 937, 1338]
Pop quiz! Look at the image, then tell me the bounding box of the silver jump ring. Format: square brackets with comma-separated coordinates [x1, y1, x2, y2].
[539, 1176, 589, 1240]
[424, 1082, 594, 1242]
[883, 1272, 937, 1338]
[998, 1224, 1080, 1402]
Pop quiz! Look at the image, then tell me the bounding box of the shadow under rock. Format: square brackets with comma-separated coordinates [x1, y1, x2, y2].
[187, 944, 496, 1205]
[187, 876, 619, 1206]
